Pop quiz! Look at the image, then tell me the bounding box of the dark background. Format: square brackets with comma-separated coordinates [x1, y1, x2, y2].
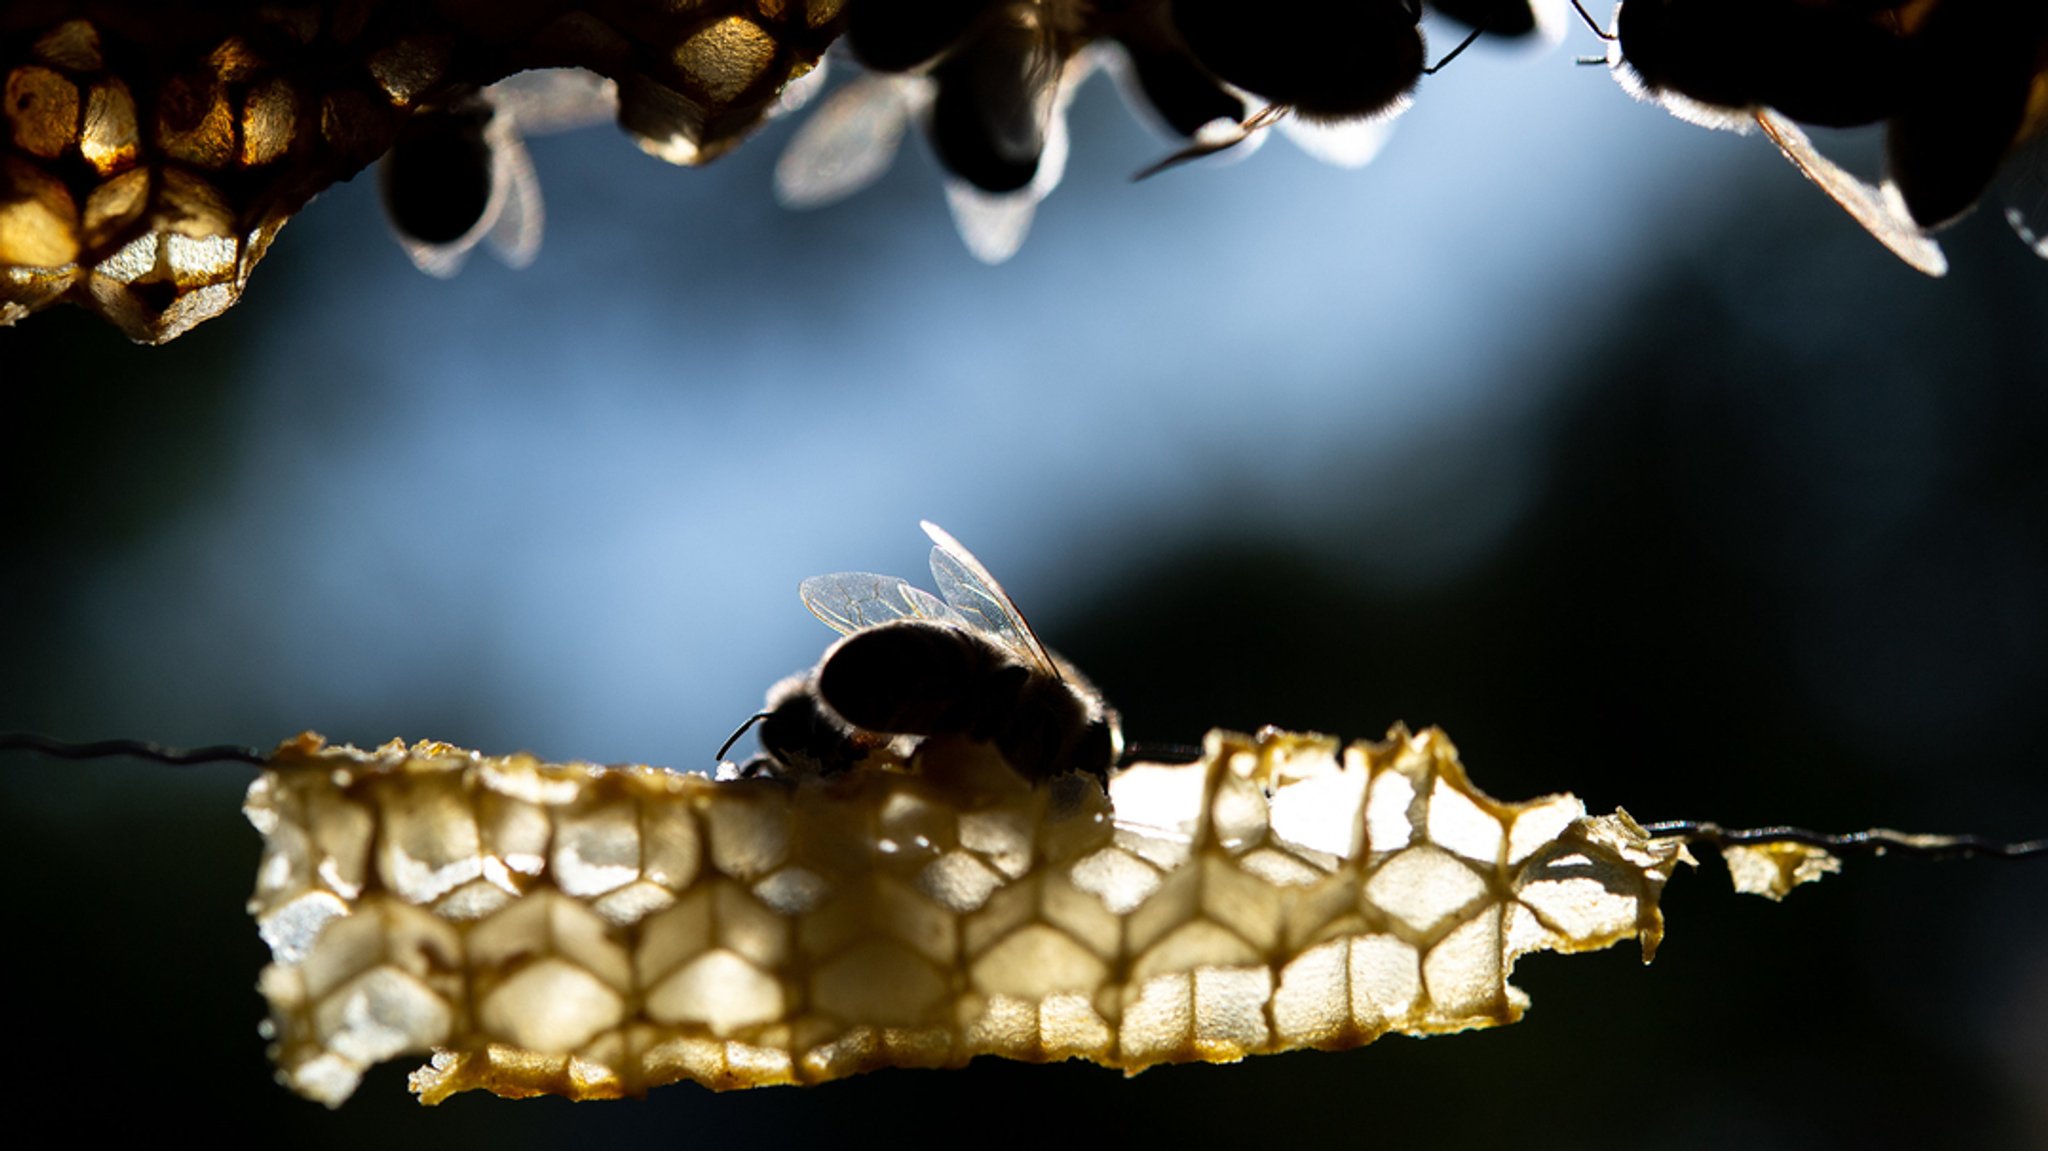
[4, 29, 2046, 1149]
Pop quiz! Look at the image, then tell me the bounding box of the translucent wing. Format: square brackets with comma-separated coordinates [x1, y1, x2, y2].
[484, 68, 617, 135]
[920, 521, 1060, 676]
[481, 115, 543, 270]
[800, 572, 968, 636]
[1277, 102, 1402, 169]
[775, 71, 915, 210]
[468, 68, 617, 272]
[1754, 108, 1947, 277]
[943, 179, 1039, 264]
[770, 56, 832, 120]
[1131, 93, 1396, 180]
[1997, 123, 2048, 259]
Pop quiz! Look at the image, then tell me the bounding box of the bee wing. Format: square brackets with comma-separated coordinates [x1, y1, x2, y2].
[920, 520, 1061, 676]
[483, 68, 617, 135]
[392, 227, 478, 279]
[1997, 124, 2048, 260]
[774, 72, 915, 210]
[481, 114, 543, 270]
[1276, 102, 1402, 169]
[800, 571, 969, 636]
[769, 55, 832, 120]
[1754, 108, 1948, 277]
[1522, 0, 1574, 47]
[943, 178, 1039, 264]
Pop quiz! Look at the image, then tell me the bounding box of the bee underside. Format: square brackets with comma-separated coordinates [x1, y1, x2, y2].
[729, 522, 1122, 787]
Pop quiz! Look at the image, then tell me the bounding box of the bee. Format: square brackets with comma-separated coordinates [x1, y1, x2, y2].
[834, 1, 1080, 198]
[731, 521, 1123, 787]
[775, 12, 1094, 263]
[1167, 0, 1426, 124]
[377, 68, 616, 277]
[1879, 3, 2048, 236]
[1609, 0, 1913, 131]
[1600, 0, 1948, 275]
[1133, 0, 1525, 177]
[1601, 0, 2048, 271]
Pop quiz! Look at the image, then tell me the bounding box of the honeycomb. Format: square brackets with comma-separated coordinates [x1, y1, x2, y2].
[1, 2, 846, 340]
[3, 2, 1564, 339]
[5, 3, 2046, 337]
[245, 724, 1690, 1106]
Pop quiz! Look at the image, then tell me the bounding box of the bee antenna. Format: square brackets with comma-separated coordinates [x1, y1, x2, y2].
[0, 732, 269, 768]
[1117, 740, 1205, 766]
[1424, 24, 1488, 76]
[1640, 820, 2048, 862]
[715, 712, 774, 763]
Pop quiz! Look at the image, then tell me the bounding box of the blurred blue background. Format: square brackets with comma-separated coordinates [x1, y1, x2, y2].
[5, 28, 2048, 1149]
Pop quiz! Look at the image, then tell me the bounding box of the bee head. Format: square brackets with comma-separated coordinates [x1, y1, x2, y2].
[754, 675, 863, 778]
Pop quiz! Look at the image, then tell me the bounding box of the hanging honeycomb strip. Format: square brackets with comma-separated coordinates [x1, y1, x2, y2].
[244, 725, 1690, 1106]
[0, 2, 848, 340]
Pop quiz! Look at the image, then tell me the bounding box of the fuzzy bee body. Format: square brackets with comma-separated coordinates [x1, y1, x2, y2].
[1603, 0, 1945, 274]
[1604, 0, 2048, 271]
[738, 522, 1122, 786]
[1880, 2, 2048, 232]
[1168, 0, 1425, 123]
[1611, 0, 1914, 130]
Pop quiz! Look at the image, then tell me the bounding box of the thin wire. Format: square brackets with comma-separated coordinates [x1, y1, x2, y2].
[1119, 741, 1204, 766]
[6, 732, 2039, 865]
[1642, 820, 2048, 862]
[0, 732, 268, 768]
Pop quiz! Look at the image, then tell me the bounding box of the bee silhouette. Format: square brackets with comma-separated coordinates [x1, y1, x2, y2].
[1876, 2, 2047, 238]
[377, 69, 615, 277]
[1600, 0, 1949, 274]
[730, 522, 1122, 787]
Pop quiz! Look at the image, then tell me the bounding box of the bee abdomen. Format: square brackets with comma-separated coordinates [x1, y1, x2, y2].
[1615, 0, 1912, 129]
[1882, 4, 2044, 229]
[378, 96, 497, 246]
[1166, 0, 1424, 121]
[927, 10, 1057, 193]
[815, 621, 989, 736]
